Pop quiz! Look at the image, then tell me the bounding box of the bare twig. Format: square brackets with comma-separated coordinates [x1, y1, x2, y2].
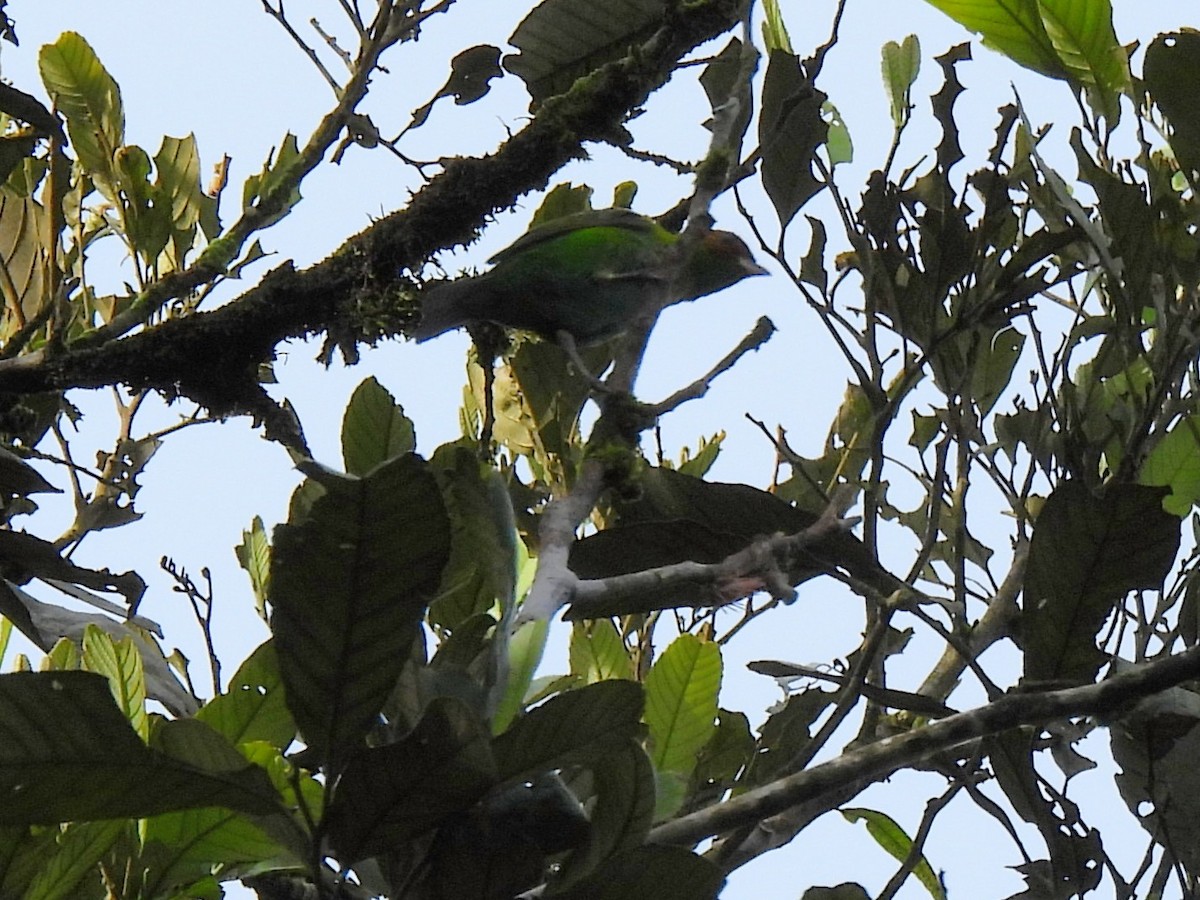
[261, 1, 343, 93]
[161, 556, 222, 695]
[646, 316, 776, 415]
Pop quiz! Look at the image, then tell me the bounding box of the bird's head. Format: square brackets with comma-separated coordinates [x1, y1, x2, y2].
[677, 230, 768, 301]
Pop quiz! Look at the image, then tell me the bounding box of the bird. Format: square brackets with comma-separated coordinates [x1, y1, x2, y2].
[411, 208, 767, 344]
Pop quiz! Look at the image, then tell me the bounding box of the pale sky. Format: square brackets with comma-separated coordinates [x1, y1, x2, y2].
[4, 2, 1197, 897]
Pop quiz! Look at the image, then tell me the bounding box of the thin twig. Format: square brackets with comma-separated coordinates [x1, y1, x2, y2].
[646, 316, 775, 415]
[260, 1, 343, 93]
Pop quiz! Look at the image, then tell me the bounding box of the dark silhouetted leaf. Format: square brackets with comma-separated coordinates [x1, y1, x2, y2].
[0, 671, 279, 825]
[759, 49, 827, 229]
[569, 468, 899, 616]
[1145, 32, 1200, 186]
[492, 679, 644, 780]
[504, 0, 664, 104]
[987, 729, 1102, 895]
[1023, 482, 1179, 683]
[552, 844, 724, 900]
[428, 445, 519, 631]
[271, 453, 450, 764]
[325, 697, 497, 861]
[1112, 688, 1200, 875]
[0, 447, 57, 496]
[699, 37, 755, 159]
[409, 44, 503, 129]
[555, 739, 654, 889]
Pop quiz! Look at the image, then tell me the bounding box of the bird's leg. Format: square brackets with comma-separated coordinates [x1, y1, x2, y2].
[555, 330, 614, 394]
[467, 322, 506, 455]
[480, 358, 497, 453]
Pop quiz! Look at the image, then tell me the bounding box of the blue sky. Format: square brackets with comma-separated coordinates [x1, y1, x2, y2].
[4, 1, 1197, 896]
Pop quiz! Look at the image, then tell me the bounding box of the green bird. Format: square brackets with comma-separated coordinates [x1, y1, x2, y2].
[412, 208, 767, 344]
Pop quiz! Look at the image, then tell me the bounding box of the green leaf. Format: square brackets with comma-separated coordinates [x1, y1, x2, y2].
[1036, 0, 1128, 122]
[196, 641, 295, 750]
[25, 819, 125, 900]
[531, 182, 594, 226]
[154, 132, 218, 261]
[38, 32, 123, 190]
[688, 709, 755, 807]
[570, 620, 634, 683]
[882, 35, 921, 129]
[1023, 482, 1180, 683]
[81, 624, 147, 741]
[115, 143, 171, 263]
[969, 325, 1024, 414]
[141, 804, 293, 899]
[823, 101, 853, 165]
[921, 0, 1065, 80]
[506, 338, 602, 460]
[341, 376, 417, 475]
[1140, 417, 1200, 516]
[0, 827, 58, 899]
[841, 807, 946, 899]
[760, 0, 793, 54]
[0, 671, 281, 825]
[241, 133, 301, 227]
[493, 616, 548, 733]
[234, 515, 271, 618]
[676, 432, 724, 478]
[270, 453, 451, 764]
[492, 679, 644, 781]
[645, 634, 720, 779]
[324, 697, 497, 861]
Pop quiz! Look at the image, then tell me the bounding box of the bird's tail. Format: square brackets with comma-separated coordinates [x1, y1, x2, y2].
[411, 278, 486, 342]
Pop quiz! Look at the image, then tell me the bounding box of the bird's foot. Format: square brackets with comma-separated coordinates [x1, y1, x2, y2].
[555, 330, 615, 394]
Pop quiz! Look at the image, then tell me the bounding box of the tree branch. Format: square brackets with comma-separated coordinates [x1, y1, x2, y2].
[0, 0, 748, 415]
[562, 499, 855, 620]
[648, 643, 1200, 848]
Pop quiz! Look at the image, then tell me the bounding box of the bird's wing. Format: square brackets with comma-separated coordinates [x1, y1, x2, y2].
[487, 207, 661, 264]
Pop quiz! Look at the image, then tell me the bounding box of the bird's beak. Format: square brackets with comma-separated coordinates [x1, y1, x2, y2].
[744, 260, 770, 277]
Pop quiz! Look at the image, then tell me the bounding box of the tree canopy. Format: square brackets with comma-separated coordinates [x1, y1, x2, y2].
[0, 1, 1198, 898]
